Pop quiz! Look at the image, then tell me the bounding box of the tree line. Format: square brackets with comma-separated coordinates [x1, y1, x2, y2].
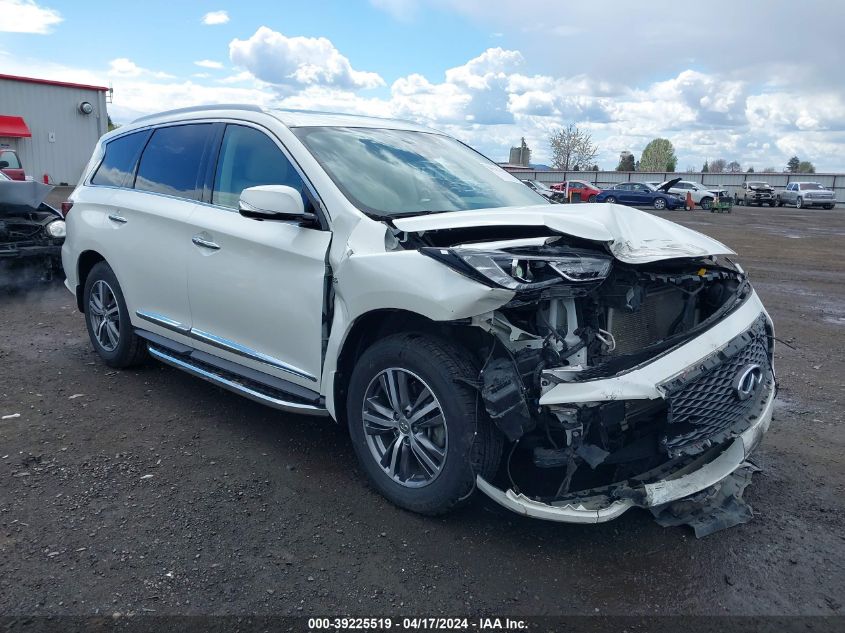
[547, 125, 817, 173]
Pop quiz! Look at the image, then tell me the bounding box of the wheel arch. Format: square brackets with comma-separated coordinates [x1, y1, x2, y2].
[331, 308, 487, 427]
[75, 250, 107, 312]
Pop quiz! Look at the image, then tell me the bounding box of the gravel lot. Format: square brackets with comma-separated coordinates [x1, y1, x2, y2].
[1, 200, 843, 617]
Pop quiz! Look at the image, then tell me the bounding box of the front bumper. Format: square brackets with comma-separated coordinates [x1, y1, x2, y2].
[477, 291, 775, 523]
[477, 382, 773, 523]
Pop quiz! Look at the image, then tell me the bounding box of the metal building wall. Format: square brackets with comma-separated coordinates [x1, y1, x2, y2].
[0, 78, 108, 185]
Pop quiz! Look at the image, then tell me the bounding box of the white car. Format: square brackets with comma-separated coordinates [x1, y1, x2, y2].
[62, 106, 775, 523]
[660, 180, 720, 209]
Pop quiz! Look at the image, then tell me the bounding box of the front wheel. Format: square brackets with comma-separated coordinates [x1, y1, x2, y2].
[588, 194, 597, 203]
[346, 333, 502, 516]
[824, 204, 835, 210]
[605, 195, 617, 204]
[699, 197, 713, 210]
[83, 262, 148, 368]
[653, 197, 667, 210]
[796, 197, 804, 209]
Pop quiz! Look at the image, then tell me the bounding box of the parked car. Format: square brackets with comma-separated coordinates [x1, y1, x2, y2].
[1, 175, 65, 286]
[63, 106, 775, 524]
[777, 182, 836, 209]
[595, 178, 685, 210]
[550, 179, 601, 202]
[523, 179, 566, 203]
[0, 148, 26, 181]
[662, 180, 720, 210]
[738, 181, 776, 207]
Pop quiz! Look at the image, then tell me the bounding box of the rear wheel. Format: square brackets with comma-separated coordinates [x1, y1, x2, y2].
[605, 195, 617, 204]
[346, 333, 502, 515]
[824, 204, 834, 210]
[700, 197, 713, 210]
[83, 262, 148, 368]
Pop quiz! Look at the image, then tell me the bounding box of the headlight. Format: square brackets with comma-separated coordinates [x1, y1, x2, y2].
[46, 219, 66, 238]
[421, 246, 612, 292]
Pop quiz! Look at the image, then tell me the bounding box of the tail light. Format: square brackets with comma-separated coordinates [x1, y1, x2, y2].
[60, 200, 74, 218]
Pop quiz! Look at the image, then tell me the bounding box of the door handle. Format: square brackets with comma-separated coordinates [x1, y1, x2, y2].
[192, 235, 221, 251]
[107, 213, 128, 224]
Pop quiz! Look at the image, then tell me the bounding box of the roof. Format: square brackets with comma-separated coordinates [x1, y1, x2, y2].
[0, 73, 110, 92]
[0, 115, 32, 138]
[129, 104, 435, 133]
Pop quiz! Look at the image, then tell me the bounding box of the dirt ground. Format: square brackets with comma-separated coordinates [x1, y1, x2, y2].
[0, 199, 843, 617]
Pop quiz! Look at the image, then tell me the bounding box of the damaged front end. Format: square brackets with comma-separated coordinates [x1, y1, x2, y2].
[407, 225, 775, 527]
[0, 180, 65, 287]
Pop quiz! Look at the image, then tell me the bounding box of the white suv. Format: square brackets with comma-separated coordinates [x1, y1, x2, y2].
[63, 106, 776, 523]
[661, 180, 719, 209]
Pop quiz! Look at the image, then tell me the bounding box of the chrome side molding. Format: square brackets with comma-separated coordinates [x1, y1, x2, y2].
[136, 311, 316, 383]
[147, 346, 328, 417]
[136, 310, 191, 335]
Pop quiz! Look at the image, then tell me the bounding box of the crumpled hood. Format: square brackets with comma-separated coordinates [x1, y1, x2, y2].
[0, 179, 54, 210]
[392, 203, 735, 264]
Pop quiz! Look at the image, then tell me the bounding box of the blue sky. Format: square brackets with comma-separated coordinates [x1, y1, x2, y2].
[2, 0, 844, 171]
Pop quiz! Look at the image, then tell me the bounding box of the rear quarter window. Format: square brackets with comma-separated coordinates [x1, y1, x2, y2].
[91, 131, 149, 187]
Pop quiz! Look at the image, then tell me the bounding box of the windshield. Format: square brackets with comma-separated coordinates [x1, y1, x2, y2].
[293, 126, 546, 217]
[529, 180, 552, 191]
[799, 183, 824, 190]
[747, 182, 768, 187]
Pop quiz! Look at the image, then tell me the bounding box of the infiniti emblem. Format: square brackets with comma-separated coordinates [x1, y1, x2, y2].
[732, 363, 763, 401]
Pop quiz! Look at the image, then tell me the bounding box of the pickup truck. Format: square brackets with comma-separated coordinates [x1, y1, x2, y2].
[738, 181, 776, 207]
[777, 182, 836, 209]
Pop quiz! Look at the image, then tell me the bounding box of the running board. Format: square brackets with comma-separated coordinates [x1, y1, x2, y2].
[147, 346, 329, 417]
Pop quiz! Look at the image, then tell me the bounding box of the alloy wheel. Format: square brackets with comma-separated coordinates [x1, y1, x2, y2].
[654, 198, 666, 209]
[88, 280, 120, 352]
[362, 367, 447, 488]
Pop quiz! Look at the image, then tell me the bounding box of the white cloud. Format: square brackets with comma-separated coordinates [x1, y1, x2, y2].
[108, 57, 174, 80]
[201, 10, 229, 25]
[194, 59, 224, 69]
[229, 26, 385, 91]
[0, 0, 62, 34]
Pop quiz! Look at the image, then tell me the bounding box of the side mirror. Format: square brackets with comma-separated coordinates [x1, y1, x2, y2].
[238, 185, 316, 223]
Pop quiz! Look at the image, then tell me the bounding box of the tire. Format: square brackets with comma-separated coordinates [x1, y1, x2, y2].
[605, 196, 617, 204]
[588, 195, 597, 203]
[743, 196, 748, 206]
[653, 197, 667, 210]
[777, 197, 784, 207]
[796, 197, 804, 209]
[700, 197, 713, 210]
[769, 202, 776, 207]
[83, 261, 148, 368]
[824, 204, 835, 210]
[346, 333, 503, 516]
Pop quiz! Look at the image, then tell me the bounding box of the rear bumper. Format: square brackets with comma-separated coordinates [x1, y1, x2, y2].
[477, 376, 774, 523]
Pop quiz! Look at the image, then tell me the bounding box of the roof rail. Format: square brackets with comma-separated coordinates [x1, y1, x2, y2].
[132, 103, 264, 123]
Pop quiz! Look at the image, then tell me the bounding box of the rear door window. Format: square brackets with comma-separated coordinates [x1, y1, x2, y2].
[91, 131, 149, 187]
[135, 124, 213, 199]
